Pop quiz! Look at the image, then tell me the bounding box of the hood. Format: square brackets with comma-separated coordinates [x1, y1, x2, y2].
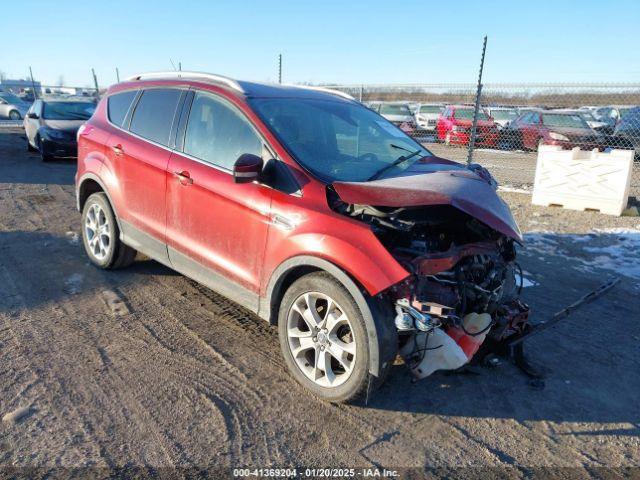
[42, 119, 85, 132]
[332, 158, 522, 241]
[549, 126, 597, 138]
[454, 118, 495, 128]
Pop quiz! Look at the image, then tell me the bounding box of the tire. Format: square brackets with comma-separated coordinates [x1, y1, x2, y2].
[278, 272, 376, 403]
[27, 138, 36, 152]
[36, 136, 53, 162]
[81, 192, 137, 269]
[9, 110, 21, 120]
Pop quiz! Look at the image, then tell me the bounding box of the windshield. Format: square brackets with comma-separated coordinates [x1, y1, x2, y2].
[379, 104, 411, 116]
[490, 110, 518, 120]
[42, 102, 95, 120]
[0, 92, 26, 105]
[542, 114, 588, 129]
[418, 105, 442, 114]
[250, 98, 433, 182]
[454, 109, 488, 120]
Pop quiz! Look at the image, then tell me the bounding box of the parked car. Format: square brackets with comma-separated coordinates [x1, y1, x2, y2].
[414, 103, 443, 132]
[610, 106, 640, 159]
[554, 109, 612, 134]
[369, 102, 417, 135]
[76, 72, 528, 402]
[506, 110, 604, 151]
[485, 107, 519, 129]
[0, 91, 30, 120]
[436, 105, 499, 147]
[24, 98, 96, 161]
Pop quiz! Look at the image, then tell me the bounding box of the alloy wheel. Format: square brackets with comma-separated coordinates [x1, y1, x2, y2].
[286, 292, 356, 388]
[85, 203, 111, 261]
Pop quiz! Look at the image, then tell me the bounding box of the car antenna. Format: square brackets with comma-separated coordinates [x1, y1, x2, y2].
[467, 35, 488, 166]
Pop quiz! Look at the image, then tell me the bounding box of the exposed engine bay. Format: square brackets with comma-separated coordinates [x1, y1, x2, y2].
[330, 190, 531, 379]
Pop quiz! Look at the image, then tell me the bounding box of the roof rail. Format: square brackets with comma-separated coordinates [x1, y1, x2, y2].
[125, 71, 244, 93]
[288, 85, 356, 101]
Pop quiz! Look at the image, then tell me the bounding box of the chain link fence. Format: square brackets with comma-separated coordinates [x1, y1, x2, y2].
[328, 83, 640, 195]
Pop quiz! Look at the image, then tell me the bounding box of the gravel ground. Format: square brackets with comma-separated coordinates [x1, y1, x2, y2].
[1, 128, 639, 479]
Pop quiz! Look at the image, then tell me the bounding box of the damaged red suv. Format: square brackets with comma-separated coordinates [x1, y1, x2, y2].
[76, 72, 527, 402]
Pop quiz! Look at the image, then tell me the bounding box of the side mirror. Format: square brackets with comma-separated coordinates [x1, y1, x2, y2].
[233, 154, 263, 184]
[27, 112, 39, 119]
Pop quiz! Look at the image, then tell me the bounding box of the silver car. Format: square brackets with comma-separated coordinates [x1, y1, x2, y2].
[414, 103, 444, 132]
[0, 92, 30, 120]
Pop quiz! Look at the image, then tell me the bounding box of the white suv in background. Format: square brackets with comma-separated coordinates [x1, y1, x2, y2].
[414, 103, 443, 132]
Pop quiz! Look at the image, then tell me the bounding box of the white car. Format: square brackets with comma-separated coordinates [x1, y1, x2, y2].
[414, 104, 443, 131]
[485, 107, 519, 129]
[0, 92, 30, 120]
[368, 102, 417, 134]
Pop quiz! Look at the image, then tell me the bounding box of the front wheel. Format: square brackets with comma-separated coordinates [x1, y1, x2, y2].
[278, 272, 374, 403]
[81, 192, 137, 269]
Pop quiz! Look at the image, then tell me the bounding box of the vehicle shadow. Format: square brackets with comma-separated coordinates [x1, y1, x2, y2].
[0, 130, 76, 186]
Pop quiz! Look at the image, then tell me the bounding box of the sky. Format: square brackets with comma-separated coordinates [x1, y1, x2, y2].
[2, 0, 639, 88]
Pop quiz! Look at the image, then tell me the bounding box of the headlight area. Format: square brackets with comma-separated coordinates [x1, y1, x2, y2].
[549, 132, 570, 142]
[41, 128, 68, 140]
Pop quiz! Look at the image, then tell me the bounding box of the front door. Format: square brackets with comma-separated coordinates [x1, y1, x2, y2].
[165, 90, 272, 310]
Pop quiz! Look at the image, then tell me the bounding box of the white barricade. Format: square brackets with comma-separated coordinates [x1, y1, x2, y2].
[532, 146, 634, 216]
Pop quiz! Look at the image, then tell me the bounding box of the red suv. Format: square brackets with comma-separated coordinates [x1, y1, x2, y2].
[76, 72, 527, 402]
[436, 105, 499, 147]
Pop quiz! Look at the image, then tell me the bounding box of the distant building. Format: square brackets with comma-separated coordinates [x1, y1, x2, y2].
[0, 78, 42, 95]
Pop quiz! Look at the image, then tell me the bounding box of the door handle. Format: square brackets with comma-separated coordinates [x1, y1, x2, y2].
[173, 170, 193, 185]
[111, 144, 124, 156]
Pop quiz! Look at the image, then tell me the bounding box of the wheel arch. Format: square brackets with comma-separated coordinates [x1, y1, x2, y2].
[261, 255, 398, 377]
[76, 174, 123, 237]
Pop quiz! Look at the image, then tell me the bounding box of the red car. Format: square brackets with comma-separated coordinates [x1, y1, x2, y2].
[76, 72, 527, 402]
[507, 110, 605, 151]
[436, 105, 499, 147]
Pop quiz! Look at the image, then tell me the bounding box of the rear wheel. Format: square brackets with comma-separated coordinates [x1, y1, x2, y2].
[278, 272, 375, 403]
[9, 110, 21, 120]
[82, 192, 137, 269]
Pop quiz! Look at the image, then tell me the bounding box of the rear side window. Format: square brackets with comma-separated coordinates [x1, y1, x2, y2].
[183, 91, 261, 170]
[129, 89, 182, 146]
[107, 90, 137, 127]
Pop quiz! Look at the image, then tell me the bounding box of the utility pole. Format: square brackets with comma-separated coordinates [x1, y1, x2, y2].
[115, 67, 120, 83]
[467, 36, 487, 166]
[91, 68, 99, 97]
[29, 66, 38, 99]
[278, 54, 282, 84]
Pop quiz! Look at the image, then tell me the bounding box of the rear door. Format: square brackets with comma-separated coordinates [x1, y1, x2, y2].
[105, 88, 184, 262]
[166, 90, 272, 307]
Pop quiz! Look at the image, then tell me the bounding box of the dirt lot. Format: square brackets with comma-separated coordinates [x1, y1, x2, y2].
[1, 127, 639, 478]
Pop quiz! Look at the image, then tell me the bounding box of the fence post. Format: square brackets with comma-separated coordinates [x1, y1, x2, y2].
[278, 54, 282, 84]
[29, 66, 38, 99]
[359, 85, 363, 102]
[115, 67, 120, 83]
[91, 68, 99, 98]
[467, 36, 488, 166]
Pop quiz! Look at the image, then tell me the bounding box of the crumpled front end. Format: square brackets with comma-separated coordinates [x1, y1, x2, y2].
[330, 162, 530, 378]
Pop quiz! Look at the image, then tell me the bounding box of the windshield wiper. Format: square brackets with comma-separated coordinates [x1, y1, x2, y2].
[367, 147, 424, 181]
